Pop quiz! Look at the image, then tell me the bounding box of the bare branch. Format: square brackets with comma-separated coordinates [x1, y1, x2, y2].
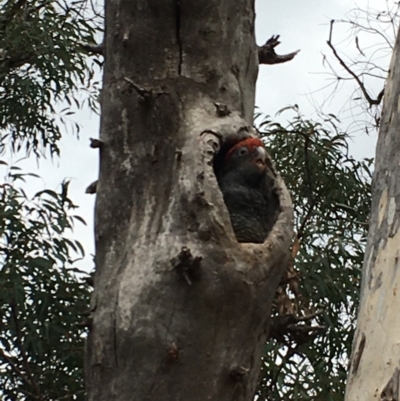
[327, 20, 384, 107]
[258, 35, 300, 65]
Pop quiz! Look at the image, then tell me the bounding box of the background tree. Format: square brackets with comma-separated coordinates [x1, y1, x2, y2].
[0, 173, 89, 400]
[345, 22, 400, 401]
[0, 0, 100, 399]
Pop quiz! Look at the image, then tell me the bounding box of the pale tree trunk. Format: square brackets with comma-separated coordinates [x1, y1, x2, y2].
[85, 1, 293, 400]
[345, 26, 400, 401]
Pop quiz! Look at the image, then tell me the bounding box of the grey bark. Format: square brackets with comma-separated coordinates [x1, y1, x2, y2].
[345, 25, 400, 400]
[85, 1, 293, 400]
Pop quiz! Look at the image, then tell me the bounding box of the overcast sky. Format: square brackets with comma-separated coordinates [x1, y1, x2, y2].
[8, 0, 395, 272]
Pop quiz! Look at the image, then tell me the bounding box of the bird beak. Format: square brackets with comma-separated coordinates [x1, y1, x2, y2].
[254, 146, 267, 168]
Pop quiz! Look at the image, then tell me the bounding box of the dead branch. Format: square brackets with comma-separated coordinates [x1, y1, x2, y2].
[258, 35, 300, 65]
[327, 20, 384, 107]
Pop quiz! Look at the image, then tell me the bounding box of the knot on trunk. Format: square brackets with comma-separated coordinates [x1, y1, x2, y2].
[171, 246, 202, 285]
[230, 365, 250, 382]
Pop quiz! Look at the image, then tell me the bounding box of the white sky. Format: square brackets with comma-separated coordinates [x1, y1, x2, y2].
[7, 0, 393, 272]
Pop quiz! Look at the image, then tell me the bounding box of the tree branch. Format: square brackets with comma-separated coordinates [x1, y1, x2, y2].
[269, 311, 326, 345]
[0, 51, 36, 71]
[80, 42, 104, 56]
[258, 35, 300, 65]
[327, 20, 384, 107]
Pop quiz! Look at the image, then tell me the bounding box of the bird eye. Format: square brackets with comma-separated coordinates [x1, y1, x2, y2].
[237, 147, 248, 156]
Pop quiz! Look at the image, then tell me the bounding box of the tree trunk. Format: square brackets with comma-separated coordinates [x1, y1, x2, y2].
[345, 25, 400, 401]
[85, 1, 293, 400]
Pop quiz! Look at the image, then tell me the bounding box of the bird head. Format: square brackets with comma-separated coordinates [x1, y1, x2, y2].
[225, 137, 267, 170]
[219, 138, 267, 186]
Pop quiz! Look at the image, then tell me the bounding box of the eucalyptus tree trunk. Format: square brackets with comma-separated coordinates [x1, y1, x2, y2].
[345, 26, 400, 401]
[85, 1, 293, 400]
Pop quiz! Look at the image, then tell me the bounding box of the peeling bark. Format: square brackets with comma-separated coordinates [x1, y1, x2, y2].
[345, 25, 400, 401]
[85, 1, 293, 400]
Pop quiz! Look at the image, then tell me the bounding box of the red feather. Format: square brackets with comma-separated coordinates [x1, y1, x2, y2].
[225, 138, 265, 161]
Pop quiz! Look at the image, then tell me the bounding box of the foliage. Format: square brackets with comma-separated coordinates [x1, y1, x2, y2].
[0, 165, 90, 400]
[255, 107, 372, 401]
[0, 0, 100, 399]
[0, 0, 101, 156]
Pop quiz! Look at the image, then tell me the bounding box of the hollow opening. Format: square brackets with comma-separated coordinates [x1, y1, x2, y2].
[213, 137, 280, 243]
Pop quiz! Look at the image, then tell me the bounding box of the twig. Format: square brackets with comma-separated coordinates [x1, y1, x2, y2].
[80, 42, 104, 56]
[327, 20, 384, 107]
